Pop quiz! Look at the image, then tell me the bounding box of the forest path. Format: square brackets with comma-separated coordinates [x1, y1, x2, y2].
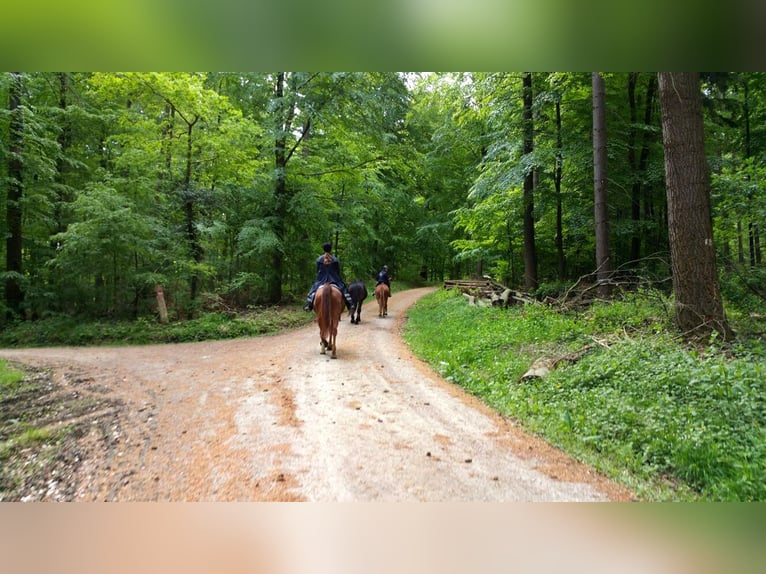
[0, 287, 632, 501]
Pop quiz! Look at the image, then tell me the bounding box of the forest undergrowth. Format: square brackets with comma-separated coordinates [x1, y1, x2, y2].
[402, 286, 766, 502]
[0, 306, 312, 348]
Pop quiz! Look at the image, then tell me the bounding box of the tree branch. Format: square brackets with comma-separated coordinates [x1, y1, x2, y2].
[297, 156, 384, 178]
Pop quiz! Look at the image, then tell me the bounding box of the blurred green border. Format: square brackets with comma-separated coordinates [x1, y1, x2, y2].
[1, 1, 759, 70]
[1, 1, 764, 570]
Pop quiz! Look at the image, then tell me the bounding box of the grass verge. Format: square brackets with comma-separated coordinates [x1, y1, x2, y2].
[402, 287, 766, 501]
[0, 306, 313, 348]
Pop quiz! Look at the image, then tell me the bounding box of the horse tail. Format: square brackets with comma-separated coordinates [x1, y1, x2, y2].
[321, 283, 332, 339]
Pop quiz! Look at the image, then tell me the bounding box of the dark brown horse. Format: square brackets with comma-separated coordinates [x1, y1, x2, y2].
[374, 282, 390, 317]
[314, 282, 344, 358]
[348, 280, 368, 324]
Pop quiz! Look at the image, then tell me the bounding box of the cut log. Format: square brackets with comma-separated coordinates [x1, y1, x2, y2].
[518, 345, 595, 382]
[155, 285, 169, 324]
[520, 358, 555, 381]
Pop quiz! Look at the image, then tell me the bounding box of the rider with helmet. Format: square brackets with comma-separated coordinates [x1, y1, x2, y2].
[376, 265, 392, 296]
[304, 242, 354, 312]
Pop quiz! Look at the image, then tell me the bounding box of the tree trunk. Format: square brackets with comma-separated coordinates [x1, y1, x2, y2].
[5, 72, 24, 318]
[53, 72, 72, 238]
[159, 103, 175, 193]
[268, 72, 290, 304]
[521, 72, 538, 291]
[737, 220, 745, 264]
[554, 95, 565, 279]
[267, 73, 313, 304]
[155, 285, 169, 324]
[658, 72, 733, 340]
[627, 73, 657, 264]
[741, 77, 760, 268]
[592, 72, 612, 297]
[183, 116, 202, 303]
[627, 73, 640, 262]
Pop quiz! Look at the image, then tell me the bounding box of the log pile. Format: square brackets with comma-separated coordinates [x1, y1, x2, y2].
[443, 277, 536, 307]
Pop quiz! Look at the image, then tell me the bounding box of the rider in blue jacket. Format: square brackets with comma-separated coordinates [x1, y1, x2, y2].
[376, 265, 392, 296]
[304, 242, 354, 312]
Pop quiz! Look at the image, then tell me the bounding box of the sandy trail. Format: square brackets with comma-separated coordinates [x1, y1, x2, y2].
[0, 287, 632, 501]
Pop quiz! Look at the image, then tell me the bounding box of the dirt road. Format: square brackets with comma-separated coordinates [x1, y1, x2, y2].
[0, 287, 633, 501]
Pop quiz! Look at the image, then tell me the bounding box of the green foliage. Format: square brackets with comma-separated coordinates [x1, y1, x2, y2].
[0, 427, 55, 463]
[403, 288, 766, 501]
[0, 308, 312, 347]
[0, 360, 57, 466]
[0, 360, 24, 390]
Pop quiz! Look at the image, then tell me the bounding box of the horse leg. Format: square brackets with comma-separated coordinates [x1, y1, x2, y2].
[320, 338, 326, 354]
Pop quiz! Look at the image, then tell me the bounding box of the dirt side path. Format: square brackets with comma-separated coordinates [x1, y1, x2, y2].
[0, 287, 634, 501]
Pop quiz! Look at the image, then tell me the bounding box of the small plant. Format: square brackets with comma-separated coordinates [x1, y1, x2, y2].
[0, 360, 24, 390]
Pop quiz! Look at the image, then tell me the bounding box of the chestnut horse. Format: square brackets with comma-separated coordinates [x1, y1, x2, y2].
[314, 282, 344, 358]
[374, 282, 390, 317]
[348, 280, 368, 324]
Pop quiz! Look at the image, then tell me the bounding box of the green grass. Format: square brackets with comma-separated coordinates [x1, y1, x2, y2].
[0, 280, 434, 349]
[0, 425, 56, 461]
[402, 287, 766, 501]
[0, 360, 25, 390]
[0, 307, 313, 348]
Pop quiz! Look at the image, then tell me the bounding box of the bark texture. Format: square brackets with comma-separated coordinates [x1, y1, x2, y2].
[592, 72, 611, 297]
[521, 72, 538, 290]
[658, 72, 733, 339]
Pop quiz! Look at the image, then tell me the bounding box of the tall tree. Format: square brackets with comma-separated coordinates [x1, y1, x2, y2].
[553, 88, 566, 279]
[592, 72, 612, 296]
[627, 72, 658, 263]
[408, 73, 485, 282]
[741, 75, 762, 267]
[269, 72, 292, 303]
[5, 72, 24, 317]
[658, 72, 733, 339]
[521, 72, 538, 290]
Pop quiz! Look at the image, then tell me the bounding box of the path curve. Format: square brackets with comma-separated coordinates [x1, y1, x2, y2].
[0, 287, 633, 501]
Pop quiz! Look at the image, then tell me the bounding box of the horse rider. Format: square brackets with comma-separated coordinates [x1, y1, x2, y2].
[376, 265, 392, 297]
[304, 242, 354, 312]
